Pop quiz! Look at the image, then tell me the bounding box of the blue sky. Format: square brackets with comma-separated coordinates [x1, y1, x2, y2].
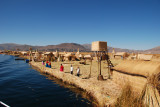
[0, 0, 160, 50]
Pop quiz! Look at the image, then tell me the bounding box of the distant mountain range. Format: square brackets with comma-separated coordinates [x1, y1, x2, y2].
[0, 43, 160, 54]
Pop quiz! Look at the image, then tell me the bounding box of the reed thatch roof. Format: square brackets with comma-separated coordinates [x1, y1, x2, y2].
[114, 52, 126, 56]
[112, 48, 115, 54]
[79, 54, 83, 58]
[84, 55, 91, 58]
[44, 52, 51, 55]
[20, 51, 27, 55]
[64, 53, 72, 57]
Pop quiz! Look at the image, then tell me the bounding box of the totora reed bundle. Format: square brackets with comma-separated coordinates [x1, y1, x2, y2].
[112, 60, 160, 106]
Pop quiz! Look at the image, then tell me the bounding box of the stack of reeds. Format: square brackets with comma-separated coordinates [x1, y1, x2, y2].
[112, 60, 160, 106]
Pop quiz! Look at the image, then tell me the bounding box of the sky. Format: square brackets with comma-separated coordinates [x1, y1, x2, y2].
[0, 0, 160, 50]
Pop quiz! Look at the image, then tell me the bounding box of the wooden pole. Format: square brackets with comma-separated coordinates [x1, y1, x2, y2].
[89, 59, 92, 78]
[97, 52, 99, 76]
[100, 53, 102, 75]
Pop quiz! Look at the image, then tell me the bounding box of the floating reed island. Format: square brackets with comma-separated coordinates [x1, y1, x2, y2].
[30, 61, 121, 106]
[2, 41, 160, 106]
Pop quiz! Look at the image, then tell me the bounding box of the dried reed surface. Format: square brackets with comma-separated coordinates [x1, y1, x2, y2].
[112, 60, 160, 77]
[112, 60, 160, 106]
[151, 54, 160, 62]
[112, 71, 147, 94]
[30, 61, 121, 106]
[114, 84, 145, 107]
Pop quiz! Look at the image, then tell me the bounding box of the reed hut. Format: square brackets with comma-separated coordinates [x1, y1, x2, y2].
[40, 53, 45, 60]
[75, 48, 80, 59]
[78, 54, 84, 60]
[20, 51, 28, 56]
[53, 50, 59, 58]
[57, 55, 64, 62]
[114, 52, 128, 59]
[44, 52, 54, 61]
[84, 54, 92, 60]
[138, 54, 153, 61]
[127, 53, 137, 60]
[64, 53, 76, 61]
[34, 51, 40, 59]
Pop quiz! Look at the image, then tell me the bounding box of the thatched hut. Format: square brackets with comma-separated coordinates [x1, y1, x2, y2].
[53, 50, 59, 58]
[112, 48, 115, 54]
[75, 48, 80, 59]
[137, 54, 153, 61]
[57, 55, 64, 62]
[114, 52, 128, 59]
[20, 51, 28, 56]
[79, 54, 84, 60]
[44, 52, 54, 61]
[64, 53, 76, 61]
[34, 51, 40, 59]
[84, 55, 92, 60]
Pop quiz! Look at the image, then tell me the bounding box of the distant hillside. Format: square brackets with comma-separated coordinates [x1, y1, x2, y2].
[82, 44, 91, 50]
[39, 43, 87, 51]
[0, 43, 160, 54]
[144, 46, 160, 54]
[0, 43, 88, 52]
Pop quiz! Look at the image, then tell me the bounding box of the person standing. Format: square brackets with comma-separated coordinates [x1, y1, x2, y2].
[60, 64, 64, 72]
[46, 60, 49, 67]
[48, 62, 51, 68]
[70, 65, 73, 74]
[42, 60, 45, 65]
[77, 67, 80, 77]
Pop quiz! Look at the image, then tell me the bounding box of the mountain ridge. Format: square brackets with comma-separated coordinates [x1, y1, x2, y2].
[0, 43, 159, 54]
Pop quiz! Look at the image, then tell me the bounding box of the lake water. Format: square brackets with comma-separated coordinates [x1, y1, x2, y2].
[0, 54, 93, 107]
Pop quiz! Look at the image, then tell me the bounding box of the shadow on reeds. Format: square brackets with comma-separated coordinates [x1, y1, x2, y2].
[114, 84, 145, 107]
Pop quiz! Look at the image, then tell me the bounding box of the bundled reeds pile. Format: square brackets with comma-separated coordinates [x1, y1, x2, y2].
[112, 60, 160, 106]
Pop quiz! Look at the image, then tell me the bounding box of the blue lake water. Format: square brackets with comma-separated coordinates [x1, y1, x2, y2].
[0, 54, 93, 107]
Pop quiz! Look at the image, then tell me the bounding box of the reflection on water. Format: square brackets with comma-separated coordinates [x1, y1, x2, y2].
[39, 72, 98, 107]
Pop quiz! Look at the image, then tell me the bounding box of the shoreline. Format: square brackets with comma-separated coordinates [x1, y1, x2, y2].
[30, 61, 121, 106]
[31, 65, 98, 106]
